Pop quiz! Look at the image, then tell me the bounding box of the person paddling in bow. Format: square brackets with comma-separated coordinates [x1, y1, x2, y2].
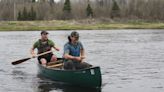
[63, 31, 90, 70]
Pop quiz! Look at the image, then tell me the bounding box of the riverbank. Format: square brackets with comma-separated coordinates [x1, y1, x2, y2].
[0, 19, 164, 31]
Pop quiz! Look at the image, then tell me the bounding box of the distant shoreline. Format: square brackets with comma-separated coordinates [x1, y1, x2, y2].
[0, 19, 164, 31]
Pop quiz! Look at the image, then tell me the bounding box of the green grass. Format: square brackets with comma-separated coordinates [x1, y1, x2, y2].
[0, 20, 164, 31]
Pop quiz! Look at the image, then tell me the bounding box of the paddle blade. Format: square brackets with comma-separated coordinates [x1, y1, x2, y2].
[11, 57, 31, 65]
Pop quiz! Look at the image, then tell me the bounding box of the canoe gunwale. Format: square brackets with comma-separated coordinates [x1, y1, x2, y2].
[45, 65, 100, 72]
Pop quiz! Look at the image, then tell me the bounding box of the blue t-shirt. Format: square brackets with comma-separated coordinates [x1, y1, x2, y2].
[64, 41, 84, 57]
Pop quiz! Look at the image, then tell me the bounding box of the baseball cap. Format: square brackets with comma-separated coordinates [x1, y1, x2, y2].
[70, 31, 79, 38]
[41, 31, 49, 35]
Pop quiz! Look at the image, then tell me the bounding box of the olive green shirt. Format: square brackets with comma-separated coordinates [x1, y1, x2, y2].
[33, 39, 55, 54]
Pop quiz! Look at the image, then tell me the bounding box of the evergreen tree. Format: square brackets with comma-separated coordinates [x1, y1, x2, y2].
[63, 0, 72, 19]
[63, 0, 71, 13]
[28, 11, 32, 20]
[29, 6, 36, 20]
[17, 11, 22, 21]
[22, 7, 28, 20]
[112, 0, 120, 11]
[50, 0, 55, 3]
[86, 3, 93, 18]
[49, 0, 55, 6]
[32, 0, 36, 3]
[17, 6, 37, 21]
[111, 0, 120, 18]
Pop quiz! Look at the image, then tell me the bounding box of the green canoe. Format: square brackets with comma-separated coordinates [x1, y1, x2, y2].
[37, 60, 102, 88]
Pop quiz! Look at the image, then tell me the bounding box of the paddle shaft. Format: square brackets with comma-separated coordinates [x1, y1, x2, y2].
[11, 50, 53, 65]
[36, 50, 53, 57]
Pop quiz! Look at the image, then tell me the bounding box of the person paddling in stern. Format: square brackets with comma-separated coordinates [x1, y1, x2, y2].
[31, 31, 59, 66]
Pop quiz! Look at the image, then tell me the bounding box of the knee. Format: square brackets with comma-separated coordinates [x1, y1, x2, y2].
[40, 58, 47, 65]
[64, 61, 74, 70]
[51, 55, 57, 62]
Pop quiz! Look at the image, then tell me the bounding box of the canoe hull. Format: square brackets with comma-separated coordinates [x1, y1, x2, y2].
[38, 64, 102, 88]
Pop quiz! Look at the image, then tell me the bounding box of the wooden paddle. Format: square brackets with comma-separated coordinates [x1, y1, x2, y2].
[11, 50, 53, 65]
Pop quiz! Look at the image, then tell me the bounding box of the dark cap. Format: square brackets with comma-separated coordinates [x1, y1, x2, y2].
[70, 31, 79, 37]
[41, 31, 49, 35]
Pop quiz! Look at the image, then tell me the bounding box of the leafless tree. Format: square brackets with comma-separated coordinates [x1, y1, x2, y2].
[0, 0, 164, 21]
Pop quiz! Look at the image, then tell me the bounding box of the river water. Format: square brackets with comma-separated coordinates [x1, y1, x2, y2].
[0, 30, 164, 92]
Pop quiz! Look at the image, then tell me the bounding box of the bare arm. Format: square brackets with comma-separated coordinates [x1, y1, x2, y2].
[64, 53, 83, 62]
[64, 53, 75, 60]
[30, 47, 36, 57]
[80, 49, 85, 59]
[80, 42, 85, 60]
[53, 46, 60, 51]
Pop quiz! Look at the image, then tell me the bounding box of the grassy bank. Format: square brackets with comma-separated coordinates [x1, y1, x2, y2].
[0, 19, 164, 31]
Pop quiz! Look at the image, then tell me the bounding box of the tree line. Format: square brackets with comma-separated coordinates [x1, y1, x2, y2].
[0, 0, 164, 21]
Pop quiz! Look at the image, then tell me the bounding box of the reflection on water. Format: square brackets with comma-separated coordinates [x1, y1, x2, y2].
[36, 74, 101, 92]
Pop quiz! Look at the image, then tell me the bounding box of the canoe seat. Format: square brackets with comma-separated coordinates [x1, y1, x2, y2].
[47, 63, 63, 69]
